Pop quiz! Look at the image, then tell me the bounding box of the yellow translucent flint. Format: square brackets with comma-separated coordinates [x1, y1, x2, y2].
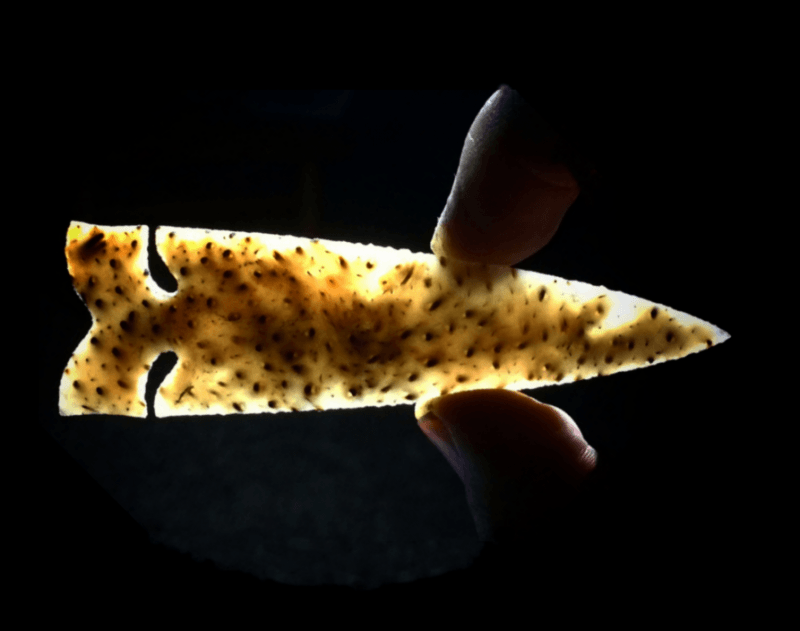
[59, 221, 729, 419]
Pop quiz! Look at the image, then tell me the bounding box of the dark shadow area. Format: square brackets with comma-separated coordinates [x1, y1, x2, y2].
[146, 351, 178, 419]
[148, 224, 178, 293]
[38, 87, 738, 605]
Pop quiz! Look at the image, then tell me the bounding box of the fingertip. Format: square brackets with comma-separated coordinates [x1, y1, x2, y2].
[418, 409, 469, 478]
[424, 390, 595, 483]
[432, 86, 580, 267]
[428, 389, 566, 437]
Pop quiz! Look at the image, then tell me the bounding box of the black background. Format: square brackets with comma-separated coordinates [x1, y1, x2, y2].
[36, 86, 737, 604]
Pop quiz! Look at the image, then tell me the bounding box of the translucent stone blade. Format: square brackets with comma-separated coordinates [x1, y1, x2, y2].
[59, 221, 729, 418]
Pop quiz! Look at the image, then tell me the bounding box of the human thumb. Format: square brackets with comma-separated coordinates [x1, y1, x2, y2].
[431, 85, 580, 267]
[417, 389, 597, 545]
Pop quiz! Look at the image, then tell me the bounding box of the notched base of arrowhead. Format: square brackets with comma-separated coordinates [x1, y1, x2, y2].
[60, 223, 174, 417]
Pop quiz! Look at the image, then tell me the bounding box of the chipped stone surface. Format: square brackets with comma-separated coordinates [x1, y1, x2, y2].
[60, 221, 729, 418]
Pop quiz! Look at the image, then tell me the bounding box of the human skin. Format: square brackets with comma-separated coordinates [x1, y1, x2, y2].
[420, 85, 598, 545]
[431, 85, 580, 267]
